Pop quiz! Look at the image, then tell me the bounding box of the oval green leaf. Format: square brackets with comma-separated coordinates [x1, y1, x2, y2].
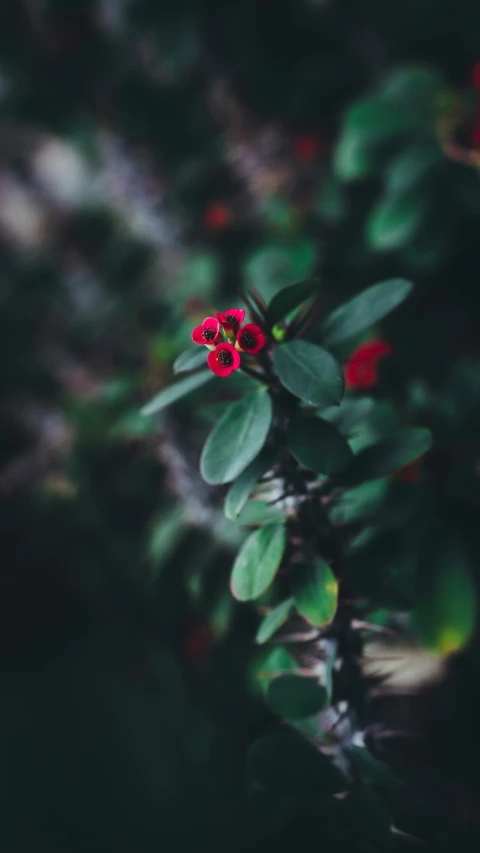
[267, 278, 319, 327]
[322, 278, 413, 347]
[287, 415, 353, 475]
[293, 559, 338, 627]
[367, 193, 426, 251]
[173, 347, 208, 374]
[414, 538, 476, 657]
[266, 674, 327, 719]
[385, 143, 441, 196]
[273, 340, 344, 407]
[343, 97, 430, 143]
[248, 730, 345, 797]
[334, 134, 378, 182]
[224, 448, 277, 521]
[343, 428, 432, 485]
[256, 598, 293, 645]
[231, 522, 286, 601]
[200, 389, 273, 485]
[141, 369, 213, 416]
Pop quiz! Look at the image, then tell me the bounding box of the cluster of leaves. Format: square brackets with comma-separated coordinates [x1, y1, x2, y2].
[143, 273, 478, 845]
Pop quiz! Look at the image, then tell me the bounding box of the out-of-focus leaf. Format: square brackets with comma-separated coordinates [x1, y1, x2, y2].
[248, 730, 345, 796]
[343, 97, 430, 143]
[348, 745, 401, 789]
[141, 370, 213, 415]
[367, 193, 427, 251]
[266, 675, 327, 719]
[173, 347, 208, 373]
[329, 479, 389, 526]
[333, 134, 377, 181]
[414, 537, 477, 656]
[343, 428, 432, 484]
[244, 240, 318, 301]
[385, 143, 441, 196]
[230, 523, 286, 601]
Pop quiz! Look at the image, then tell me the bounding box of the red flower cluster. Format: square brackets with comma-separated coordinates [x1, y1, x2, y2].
[192, 307, 265, 376]
[344, 339, 392, 390]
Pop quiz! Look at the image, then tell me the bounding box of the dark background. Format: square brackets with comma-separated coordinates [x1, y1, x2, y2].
[2, 1, 480, 851]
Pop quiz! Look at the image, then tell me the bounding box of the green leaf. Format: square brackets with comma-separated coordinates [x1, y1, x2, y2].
[287, 414, 353, 475]
[248, 730, 345, 797]
[266, 675, 327, 719]
[377, 64, 443, 106]
[273, 341, 344, 407]
[293, 559, 338, 627]
[256, 599, 293, 645]
[329, 479, 388, 526]
[322, 279, 413, 347]
[385, 143, 441, 196]
[367, 193, 427, 251]
[141, 369, 213, 416]
[333, 134, 377, 181]
[244, 240, 318, 301]
[231, 523, 286, 601]
[173, 347, 207, 373]
[200, 389, 273, 485]
[414, 538, 476, 657]
[343, 428, 432, 484]
[343, 96, 430, 143]
[348, 745, 400, 789]
[224, 448, 277, 521]
[266, 278, 319, 327]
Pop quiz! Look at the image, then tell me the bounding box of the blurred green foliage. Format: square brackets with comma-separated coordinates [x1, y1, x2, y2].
[2, 0, 480, 851]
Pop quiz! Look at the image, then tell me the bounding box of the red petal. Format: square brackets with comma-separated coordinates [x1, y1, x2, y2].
[203, 316, 220, 331]
[345, 360, 377, 390]
[192, 325, 207, 344]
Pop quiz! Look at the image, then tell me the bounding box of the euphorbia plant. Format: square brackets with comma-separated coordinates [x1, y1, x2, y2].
[141, 275, 453, 837]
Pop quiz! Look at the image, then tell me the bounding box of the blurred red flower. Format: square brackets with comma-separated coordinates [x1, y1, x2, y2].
[204, 202, 232, 231]
[292, 134, 323, 161]
[345, 339, 392, 390]
[184, 619, 212, 665]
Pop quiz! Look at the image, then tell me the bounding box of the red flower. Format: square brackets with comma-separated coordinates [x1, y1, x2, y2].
[292, 134, 323, 161]
[236, 323, 265, 354]
[192, 316, 221, 347]
[472, 62, 480, 92]
[216, 308, 245, 336]
[345, 339, 392, 390]
[207, 341, 241, 377]
[184, 619, 212, 665]
[204, 202, 232, 231]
